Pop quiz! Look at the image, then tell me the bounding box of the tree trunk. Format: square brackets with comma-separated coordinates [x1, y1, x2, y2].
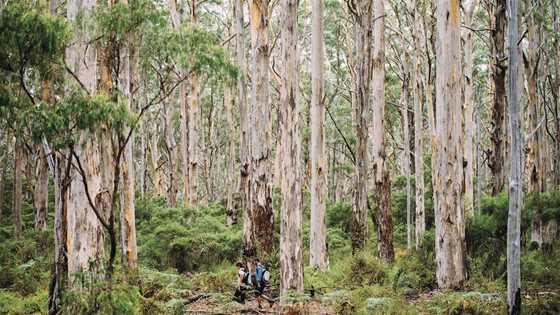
[462, 0, 478, 218]
[249, 0, 274, 254]
[434, 0, 465, 289]
[236, 0, 255, 259]
[372, 0, 394, 262]
[524, 0, 546, 247]
[34, 145, 49, 231]
[309, 0, 328, 270]
[400, 76, 412, 251]
[149, 122, 164, 197]
[489, 0, 507, 196]
[350, 0, 372, 253]
[163, 96, 178, 207]
[188, 0, 200, 206]
[119, 15, 138, 272]
[279, 0, 304, 298]
[412, 0, 425, 249]
[0, 166, 4, 223]
[225, 84, 238, 225]
[506, 0, 522, 312]
[14, 138, 24, 240]
[169, 0, 191, 208]
[66, 0, 105, 278]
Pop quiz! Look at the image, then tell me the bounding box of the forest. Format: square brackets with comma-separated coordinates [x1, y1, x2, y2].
[0, 0, 559, 314]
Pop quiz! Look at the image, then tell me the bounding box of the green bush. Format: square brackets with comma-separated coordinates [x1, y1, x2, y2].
[327, 202, 352, 233]
[344, 251, 388, 286]
[137, 201, 242, 273]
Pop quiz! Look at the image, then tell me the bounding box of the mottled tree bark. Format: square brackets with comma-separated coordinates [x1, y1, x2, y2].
[349, 0, 372, 253]
[372, 0, 394, 262]
[434, 0, 465, 289]
[14, 139, 24, 240]
[188, 0, 200, 206]
[462, 0, 478, 218]
[412, 0, 425, 249]
[149, 122, 164, 197]
[119, 9, 138, 271]
[309, 0, 328, 270]
[34, 145, 49, 231]
[279, 0, 304, 299]
[400, 76, 412, 251]
[489, 0, 507, 196]
[66, 0, 105, 278]
[506, 0, 522, 312]
[249, 0, 274, 253]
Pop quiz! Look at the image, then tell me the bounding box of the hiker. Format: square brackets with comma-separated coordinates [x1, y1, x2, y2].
[253, 259, 274, 308]
[233, 261, 250, 304]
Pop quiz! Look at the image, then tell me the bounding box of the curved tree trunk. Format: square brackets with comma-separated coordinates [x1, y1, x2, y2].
[434, 0, 465, 289]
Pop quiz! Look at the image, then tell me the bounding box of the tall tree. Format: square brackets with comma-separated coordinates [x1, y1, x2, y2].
[309, 0, 328, 270]
[13, 138, 23, 240]
[506, 0, 522, 312]
[462, 0, 478, 217]
[188, 0, 200, 206]
[372, 0, 394, 262]
[66, 0, 105, 277]
[119, 0, 138, 271]
[249, 0, 274, 253]
[524, 0, 546, 246]
[236, 0, 255, 259]
[34, 145, 49, 231]
[348, 0, 372, 253]
[489, 0, 507, 195]
[434, 0, 465, 289]
[412, 0, 426, 249]
[279, 0, 304, 297]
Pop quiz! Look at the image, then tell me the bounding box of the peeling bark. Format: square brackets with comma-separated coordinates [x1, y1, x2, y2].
[14, 138, 23, 240]
[309, 0, 328, 270]
[462, 0, 478, 218]
[489, 0, 507, 195]
[349, 0, 372, 253]
[279, 0, 304, 297]
[434, 0, 465, 289]
[249, 0, 274, 253]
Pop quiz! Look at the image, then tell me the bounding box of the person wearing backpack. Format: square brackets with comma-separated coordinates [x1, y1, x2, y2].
[253, 259, 274, 308]
[233, 261, 250, 304]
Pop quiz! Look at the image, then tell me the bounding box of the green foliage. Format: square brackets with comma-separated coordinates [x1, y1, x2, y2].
[344, 251, 388, 286]
[525, 190, 560, 223]
[326, 202, 352, 233]
[26, 93, 135, 149]
[391, 249, 436, 293]
[418, 292, 504, 315]
[0, 290, 48, 315]
[521, 249, 560, 288]
[0, 1, 69, 77]
[137, 200, 242, 273]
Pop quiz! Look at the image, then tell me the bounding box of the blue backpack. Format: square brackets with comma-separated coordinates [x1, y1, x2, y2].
[255, 264, 268, 284]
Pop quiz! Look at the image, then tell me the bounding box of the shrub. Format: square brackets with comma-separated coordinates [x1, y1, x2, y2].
[344, 252, 388, 286]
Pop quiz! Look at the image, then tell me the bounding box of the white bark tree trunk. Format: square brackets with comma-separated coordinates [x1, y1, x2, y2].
[188, 0, 200, 207]
[372, 0, 394, 262]
[434, 0, 465, 289]
[506, 0, 522, 312]
[279, 0, 304, 298]
[66, 0, 105, 278]
[412, 0, 425, 249]
[34, 145, 49, 231]
[462, 0, 478, 218]
[249, 0, 275, 253]
[14, 139, 23, 240]
[309, 0, 328, 270]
